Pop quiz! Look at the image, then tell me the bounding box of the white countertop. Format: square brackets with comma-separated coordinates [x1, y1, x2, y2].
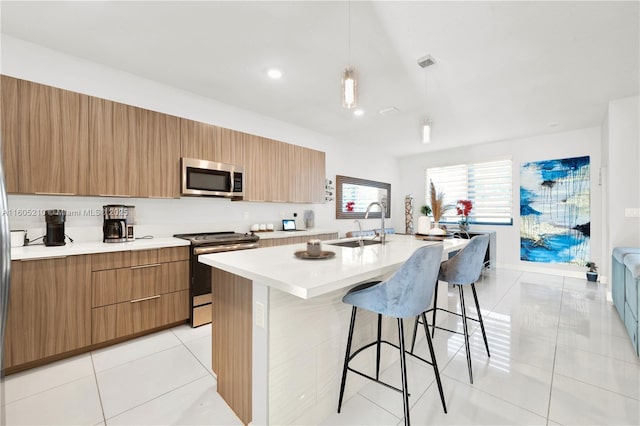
[199, 234, 468, 299]
[11, 237, 190, 261]
[253, 229, 338, 240]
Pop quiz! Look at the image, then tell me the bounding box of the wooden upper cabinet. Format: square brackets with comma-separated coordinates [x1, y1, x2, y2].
[180, 118, 221, 162]
[1, 75, 19, 192]
[139, 110, 180, 198]
[89, 98, 139, 197]
[180, 119, 244, 166]
[17, 80, 89, 195]
[309, 148, 326, 203]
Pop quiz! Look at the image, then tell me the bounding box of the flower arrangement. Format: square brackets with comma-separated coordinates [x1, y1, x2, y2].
[456, 199, 473, 229]
[429, 181, 452, 223]
[346, 201, 355, 212]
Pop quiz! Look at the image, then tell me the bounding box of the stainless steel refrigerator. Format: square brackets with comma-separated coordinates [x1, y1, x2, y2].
[0, 136, 11, 425]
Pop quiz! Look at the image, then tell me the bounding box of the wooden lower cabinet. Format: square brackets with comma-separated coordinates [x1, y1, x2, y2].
[90, 250, 190, 345]
[4, 247, 190, 371]
[4, 256, 91, 368]
[116, 290, 189, 338]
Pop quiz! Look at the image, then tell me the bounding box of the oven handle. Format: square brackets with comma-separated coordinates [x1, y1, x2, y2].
[193, 242, 259, 255]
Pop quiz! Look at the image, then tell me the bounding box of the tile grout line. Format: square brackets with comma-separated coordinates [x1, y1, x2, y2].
[101, 374, 211, 423]
[90, 352, 108, 426]
[545, 278, 566, 426]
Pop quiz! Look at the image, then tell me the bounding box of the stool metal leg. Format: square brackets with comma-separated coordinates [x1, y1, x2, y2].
[421, 312, 447, 413]
[410, 315, 420, 353]
[376, 313, 382, 380]
[431, 280, 439, 337]
[458, 285, 473, 384]
[397, 318, 411, 426]
[338, 307, 358, 413]
[471, 283, 490, 357]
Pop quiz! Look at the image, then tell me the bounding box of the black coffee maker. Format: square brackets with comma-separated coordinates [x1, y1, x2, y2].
[103, 205, 128, 243]
[44, 209, 66, 246]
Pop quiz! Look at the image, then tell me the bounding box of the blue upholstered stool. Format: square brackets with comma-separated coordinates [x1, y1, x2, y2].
[411, 234, 490, 384]
[337, 244, 447, 426]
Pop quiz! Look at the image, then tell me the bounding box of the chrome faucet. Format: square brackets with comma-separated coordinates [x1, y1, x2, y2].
[354, 219, 364, 247]
[365, 201, 386, 244]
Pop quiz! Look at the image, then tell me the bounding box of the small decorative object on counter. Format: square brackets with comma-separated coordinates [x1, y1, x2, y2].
[428, 181, 452, 235]
[304, 210, 315, 229]
[405, 195, 414, 235]
[586, 261, 598, 282]
[346, 201, 355, 212]
[306, 239, 322, 257]
[456, 199, 473, 231]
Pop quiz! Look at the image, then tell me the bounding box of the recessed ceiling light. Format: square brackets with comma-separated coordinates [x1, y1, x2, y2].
[353, 109, 365, 116]
[267, 68, 282, 79]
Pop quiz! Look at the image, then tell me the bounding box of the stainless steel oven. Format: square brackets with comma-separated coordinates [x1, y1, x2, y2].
[174, 231, 259, 327]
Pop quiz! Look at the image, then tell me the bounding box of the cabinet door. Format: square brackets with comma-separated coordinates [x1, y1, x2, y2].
[1, 75, 19, 192]
[180, 118, 221, 162]
[4, 256, 91, 368]
[18, 80, 89, 195]
[308, 148, 326, 203]
[139, 109, 180, 198]
[219, 127, 245, 165]
[242, 135, 271, 201]
[89, 98, 139, 196]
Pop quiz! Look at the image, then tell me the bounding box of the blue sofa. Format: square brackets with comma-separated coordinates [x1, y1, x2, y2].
[612, 247, 640, 356]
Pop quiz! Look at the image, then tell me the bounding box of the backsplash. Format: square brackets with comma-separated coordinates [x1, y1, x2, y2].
[7, 194, 333, 243]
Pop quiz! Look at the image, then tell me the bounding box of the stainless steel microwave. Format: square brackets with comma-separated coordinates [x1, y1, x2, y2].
[181, 158, 244, 198]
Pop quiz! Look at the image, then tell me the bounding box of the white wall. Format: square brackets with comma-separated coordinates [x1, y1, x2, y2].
[605, 95, 640, 274]
[1, 35, 401, 240]
[398, 127, 603, 277]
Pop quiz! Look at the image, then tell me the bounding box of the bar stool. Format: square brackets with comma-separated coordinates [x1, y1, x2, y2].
[337, 244, 447, 426]
[410, 235, 490, 384]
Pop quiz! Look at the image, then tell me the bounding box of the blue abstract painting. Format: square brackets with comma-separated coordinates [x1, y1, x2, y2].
[520, 156, 590, 264]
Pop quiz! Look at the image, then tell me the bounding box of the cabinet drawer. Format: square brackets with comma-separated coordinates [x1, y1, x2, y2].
[158, 246, 189, 263]
[92, 269, 119, 307]
[92, 251, 131, 271]
[160, 260, 190, 293]
[116, 290, 189, 338]
[117, 263, 163, 303]
[624, 301, 639, 356]
[625, 268, 638, 319]
[91, 249, 161, 271]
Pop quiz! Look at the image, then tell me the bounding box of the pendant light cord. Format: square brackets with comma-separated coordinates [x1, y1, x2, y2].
[347, 0, 351, 63]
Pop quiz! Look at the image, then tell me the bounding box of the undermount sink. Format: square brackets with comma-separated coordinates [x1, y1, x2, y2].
[327, 239, 381, 248]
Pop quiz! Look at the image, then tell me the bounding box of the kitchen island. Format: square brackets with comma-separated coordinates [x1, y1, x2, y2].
[199, 234, 467, 425]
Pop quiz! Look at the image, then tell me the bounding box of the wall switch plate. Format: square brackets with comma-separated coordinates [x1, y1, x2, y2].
[243, 211, 249, 220]
[255, 302, 265, 328]
[624, 208, 640, 218]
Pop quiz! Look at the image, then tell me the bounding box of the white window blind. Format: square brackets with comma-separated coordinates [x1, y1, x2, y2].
[426, 159, 513, 224]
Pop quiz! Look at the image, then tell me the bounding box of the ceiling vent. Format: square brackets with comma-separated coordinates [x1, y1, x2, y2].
[379, 106, 400, 116]
[417, 55, 436, 68]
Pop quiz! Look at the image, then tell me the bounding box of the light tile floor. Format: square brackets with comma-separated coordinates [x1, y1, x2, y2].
[2, 268, 639, 425]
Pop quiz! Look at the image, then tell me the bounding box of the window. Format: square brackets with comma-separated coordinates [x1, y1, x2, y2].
[335, 175, 391, 219]
[425, 159, 513, 225]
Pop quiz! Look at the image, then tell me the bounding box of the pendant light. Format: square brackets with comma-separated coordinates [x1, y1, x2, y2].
[418, 54, 436, 143]
[422, 119, 432, 144]
[342, 1, 357, 109]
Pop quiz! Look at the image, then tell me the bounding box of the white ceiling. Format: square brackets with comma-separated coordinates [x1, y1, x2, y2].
[2, 1, 638, 157]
